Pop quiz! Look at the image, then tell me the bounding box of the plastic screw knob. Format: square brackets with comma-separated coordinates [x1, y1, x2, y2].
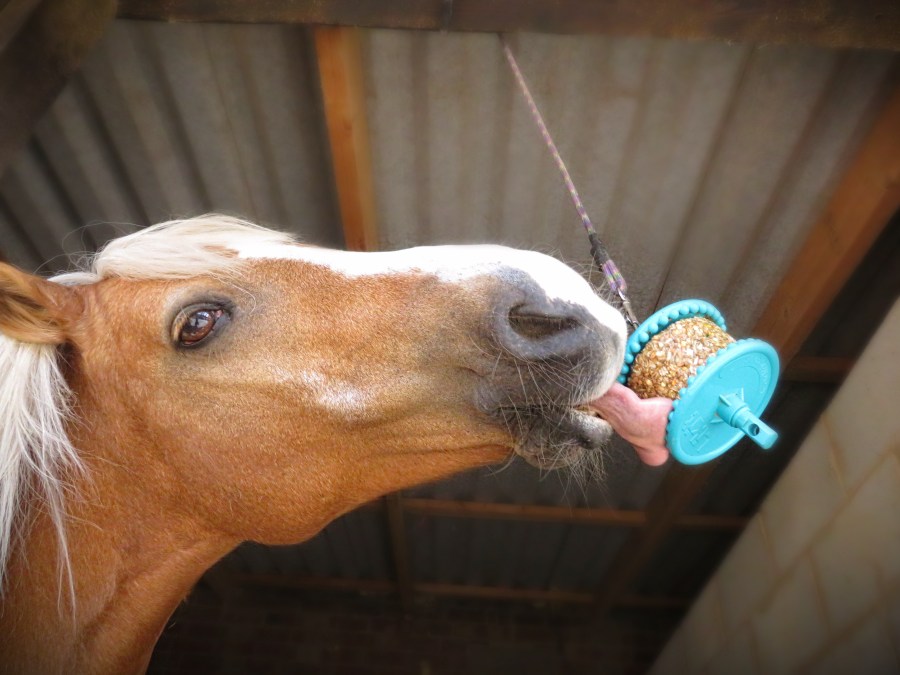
[716, 393, 778, 450]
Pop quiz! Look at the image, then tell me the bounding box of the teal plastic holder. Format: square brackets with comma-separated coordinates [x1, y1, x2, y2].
[618, 300, 780, 465]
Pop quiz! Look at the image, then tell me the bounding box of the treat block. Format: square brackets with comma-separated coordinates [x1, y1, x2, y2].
[619, 300, 779, 465]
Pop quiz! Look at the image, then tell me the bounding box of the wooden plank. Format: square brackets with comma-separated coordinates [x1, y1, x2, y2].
[0, 0, 116, 177]
[384, 494, 414, 611]
[400, 497, 747, 531]
[313, 25, 378, 252]
[121, 0, 444, 30]
[235, 574, 395, 593]
[422, 581, 685, 608]
[313, 25, 418, 613]
[118, 0, 900, 51]
[416, 581, 594, 605]
[595, 84, 900, 614]
[783, 355, 855, 384]
[755, 84, 900, 365]
[403, 497, 646, 527]
[231, 573, 688, 608]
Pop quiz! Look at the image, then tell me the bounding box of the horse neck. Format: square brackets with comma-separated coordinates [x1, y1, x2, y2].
[0, 391, 236, 674]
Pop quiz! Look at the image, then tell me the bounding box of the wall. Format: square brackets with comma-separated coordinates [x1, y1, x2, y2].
[650, 300, 900, 674]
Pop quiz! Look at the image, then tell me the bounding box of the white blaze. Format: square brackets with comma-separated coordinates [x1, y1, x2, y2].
[237, 242, 626, 341]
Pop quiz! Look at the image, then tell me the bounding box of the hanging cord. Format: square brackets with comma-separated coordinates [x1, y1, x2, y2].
[499, 35, 639, 330]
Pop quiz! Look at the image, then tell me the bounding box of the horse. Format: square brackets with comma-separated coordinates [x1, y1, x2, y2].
[0, 215, 627, 673]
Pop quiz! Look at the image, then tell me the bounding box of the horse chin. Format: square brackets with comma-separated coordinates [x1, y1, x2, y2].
[507, 406, 614, 470]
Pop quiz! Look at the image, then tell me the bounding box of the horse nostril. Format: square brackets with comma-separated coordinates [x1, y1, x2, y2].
[507, 305, 579, 340]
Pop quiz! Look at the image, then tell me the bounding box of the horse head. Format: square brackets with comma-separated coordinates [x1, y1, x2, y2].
[0, 215, 624, 672]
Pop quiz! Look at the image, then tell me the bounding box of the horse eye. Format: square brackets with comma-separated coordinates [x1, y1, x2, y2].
[177, 307, 225, 347]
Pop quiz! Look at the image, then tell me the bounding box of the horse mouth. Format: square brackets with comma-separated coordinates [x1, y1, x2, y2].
[502, 404, 613, 470]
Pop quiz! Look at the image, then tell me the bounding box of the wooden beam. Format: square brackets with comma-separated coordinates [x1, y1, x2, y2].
[783, 355, 855, 384]
[400, 497, 747, 531]
[384, 494, 414, 611]
[421, 581, 684, 608]
[118, 0, 900, 51]
[231, 573, 688, 609]
[313, 25, 418, 614]
[415, 581, 595, 605]
[595, 83, 900, 615]
[314, 25, 378, 252]
[235, 574, 395, 594]
[756, 85, 900, 365]
[402, 497, 645, 527]
[0, 0, 117, 177]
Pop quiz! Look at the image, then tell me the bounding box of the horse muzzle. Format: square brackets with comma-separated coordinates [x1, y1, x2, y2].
[476, 271, 625, 469]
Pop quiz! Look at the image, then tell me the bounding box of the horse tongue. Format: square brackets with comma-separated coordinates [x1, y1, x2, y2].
[588, 382, 672, 466]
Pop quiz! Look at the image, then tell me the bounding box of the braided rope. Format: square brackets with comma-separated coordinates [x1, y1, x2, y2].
[500, 36, 638, 329]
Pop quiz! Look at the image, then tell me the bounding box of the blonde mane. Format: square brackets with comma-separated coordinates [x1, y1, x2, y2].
[0, 215, 296, 598]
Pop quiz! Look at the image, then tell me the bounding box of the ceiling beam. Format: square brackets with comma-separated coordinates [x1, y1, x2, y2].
[595, 81, 900, 615]
[236, 573, 394, 594]
[384, 494, 414, 611]
[313, 25, 416, 612]
[400, 497, 748, 531]
[0, 0, 116, 177]
[231, 573, 689, 609]
[782, 355, 855, 384]
[755, 86, 900, 365]
[118, 0, 900, 51]
[314, 25, 378, 252]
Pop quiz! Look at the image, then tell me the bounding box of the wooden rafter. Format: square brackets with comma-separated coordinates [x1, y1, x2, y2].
[398, 497, 747, 531]
[595, 82, 900, 615]
[384, 494, 414, 611]
[314, 25, 378, 252]
[230, 573, 689, 609]
[755, 86, 900, 365]
[0, 0, 116, 176]
[313, 25, 415, 610]
[782, 356, 855, 384]
[118, 0, 900, 51]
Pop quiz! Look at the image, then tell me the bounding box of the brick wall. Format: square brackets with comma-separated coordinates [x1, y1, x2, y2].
[650, 300, 900, 674]
[149, 585, 678, 675]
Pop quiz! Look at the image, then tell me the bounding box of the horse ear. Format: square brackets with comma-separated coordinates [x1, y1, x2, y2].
[0, 262, 82, 345]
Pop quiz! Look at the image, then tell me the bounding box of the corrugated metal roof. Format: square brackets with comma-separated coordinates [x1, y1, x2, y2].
[0, 21, 341, 276]
[0, 20, 896, 598]
[362, 30, 893, 335]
